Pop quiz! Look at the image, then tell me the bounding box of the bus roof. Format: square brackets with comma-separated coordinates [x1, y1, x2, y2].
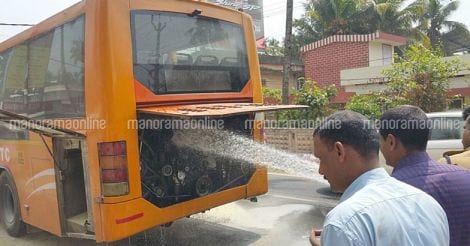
[0, 0, 251, 53]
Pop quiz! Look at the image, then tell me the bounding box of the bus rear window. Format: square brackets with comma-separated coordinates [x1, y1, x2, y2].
[131, 11, 250, 94]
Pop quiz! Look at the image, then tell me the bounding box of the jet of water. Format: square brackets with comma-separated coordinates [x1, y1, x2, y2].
[171, 129, 327, 183]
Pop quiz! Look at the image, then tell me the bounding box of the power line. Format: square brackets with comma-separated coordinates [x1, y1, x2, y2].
[0, 23, 34, 27]
[264, 2, 303, 12]
[264, 3, 304, 13]
[265, 5, 304, 15]
[263, 2, 287, 11]
[264, 6, 305, 18]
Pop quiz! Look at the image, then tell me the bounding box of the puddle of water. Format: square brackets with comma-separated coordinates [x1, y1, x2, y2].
[194, 203, 313, 230]
[171, 129, 326, 183]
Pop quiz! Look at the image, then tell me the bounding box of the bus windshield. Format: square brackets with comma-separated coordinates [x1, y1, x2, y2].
[131, 11, 250, 95]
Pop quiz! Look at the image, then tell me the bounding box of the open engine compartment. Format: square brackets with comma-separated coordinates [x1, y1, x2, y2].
[138, 114, 256, 208]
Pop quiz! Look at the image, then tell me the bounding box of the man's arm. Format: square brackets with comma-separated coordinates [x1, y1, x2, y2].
[319, 224, 355, 246]
[309, 229, 322, 246]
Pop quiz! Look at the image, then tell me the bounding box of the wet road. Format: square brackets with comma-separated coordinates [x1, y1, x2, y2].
[0, 173, 340, 246]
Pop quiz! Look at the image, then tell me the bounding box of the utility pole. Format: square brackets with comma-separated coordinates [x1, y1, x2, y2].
[282, 0, 293, 105]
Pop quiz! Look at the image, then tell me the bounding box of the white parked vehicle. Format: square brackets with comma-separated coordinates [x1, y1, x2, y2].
[379, 111, 464, 168]
[426, 111, 464, 160]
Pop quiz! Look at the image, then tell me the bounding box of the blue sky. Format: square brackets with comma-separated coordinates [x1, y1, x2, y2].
[0, 0, 469, 42]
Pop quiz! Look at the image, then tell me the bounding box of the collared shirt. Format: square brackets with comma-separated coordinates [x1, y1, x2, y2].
[392, 152, 470, 246]
[321, 168, 449, 246]
[438, 147, 470, 169]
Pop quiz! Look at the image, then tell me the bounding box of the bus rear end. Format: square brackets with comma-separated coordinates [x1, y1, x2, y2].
[130, 3, 264, 207]
[90, 0, 304, 242]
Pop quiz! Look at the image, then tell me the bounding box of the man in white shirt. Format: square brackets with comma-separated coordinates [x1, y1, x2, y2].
[309, 111, 449, 246]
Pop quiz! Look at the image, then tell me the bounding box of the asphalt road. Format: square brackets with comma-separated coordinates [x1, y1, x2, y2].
[0, 173, 340, 246]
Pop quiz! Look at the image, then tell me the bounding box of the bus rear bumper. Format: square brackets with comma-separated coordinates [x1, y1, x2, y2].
[98, 167, 267, 242]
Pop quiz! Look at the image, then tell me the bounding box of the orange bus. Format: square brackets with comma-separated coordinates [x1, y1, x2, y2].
[0, 0, 303, 242]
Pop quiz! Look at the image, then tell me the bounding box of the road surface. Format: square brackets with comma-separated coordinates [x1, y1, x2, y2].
[0, 173, 339, 246]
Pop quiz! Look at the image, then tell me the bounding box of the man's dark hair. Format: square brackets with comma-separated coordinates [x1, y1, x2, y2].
[463, 107, 470, 121]
[379, 105, 429, 151]
[314, 110, 379, 157]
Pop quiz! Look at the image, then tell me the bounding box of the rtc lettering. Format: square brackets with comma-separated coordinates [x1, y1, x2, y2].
[0, 147, 11, 162]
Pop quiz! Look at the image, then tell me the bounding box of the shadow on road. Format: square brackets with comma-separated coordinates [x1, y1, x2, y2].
[0, 217, 261, 246]
[122, 219, 261, 246]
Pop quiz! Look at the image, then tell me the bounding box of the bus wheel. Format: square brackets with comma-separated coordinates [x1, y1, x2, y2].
[0, 172, 26, 237]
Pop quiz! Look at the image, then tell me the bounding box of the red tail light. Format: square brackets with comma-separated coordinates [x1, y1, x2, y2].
[101, 169, 128, 183]
[99, 141, 127, 156]
[98, 141, 129, 196]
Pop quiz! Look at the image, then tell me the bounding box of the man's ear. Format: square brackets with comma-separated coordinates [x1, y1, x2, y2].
[387, 134, 397, 150]
[334, 141, 345, 162]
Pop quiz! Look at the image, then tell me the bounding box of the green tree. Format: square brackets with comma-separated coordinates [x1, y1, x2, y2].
[382, 43, 463, 112]
[298, 0, 373, 38]
[263, 38, 285, 56]
[293, 0, 470, 57]
[410, 0, 470, 55]
[365, 0, 415, 35]
[292, 11, 321, 56]
[293, 0, 418, 38]
[293, 0, 372, 57]
[292, 0, 414, 57]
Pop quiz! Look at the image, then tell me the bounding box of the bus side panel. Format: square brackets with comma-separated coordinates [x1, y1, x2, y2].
[0, 142, 34, 224]
[0, 134, 62, 236]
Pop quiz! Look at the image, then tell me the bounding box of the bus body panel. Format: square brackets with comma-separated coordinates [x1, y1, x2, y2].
[131, 0, 244, 25]
[0, 135, 62, 236]
[134, 77, 254, 106]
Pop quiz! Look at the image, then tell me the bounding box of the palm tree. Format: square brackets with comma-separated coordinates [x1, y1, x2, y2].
[365, 0, 414, 36]
[292, 0, 410, 57]
[410, 0, 470, 54]
[306, 0, 373, 37]
[294, 0, 413, 41]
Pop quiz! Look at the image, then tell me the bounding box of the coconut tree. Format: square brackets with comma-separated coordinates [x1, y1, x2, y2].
[410, 0, 470, 54]
[292, 0, 374, 57]
[306, 0, 374, 37]
[365, 0, 414, 36]
[293, 0, 415, 45]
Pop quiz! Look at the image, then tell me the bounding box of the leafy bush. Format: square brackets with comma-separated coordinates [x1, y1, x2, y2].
[382, 44, 463, 112]
[262, 79, 337, 127]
